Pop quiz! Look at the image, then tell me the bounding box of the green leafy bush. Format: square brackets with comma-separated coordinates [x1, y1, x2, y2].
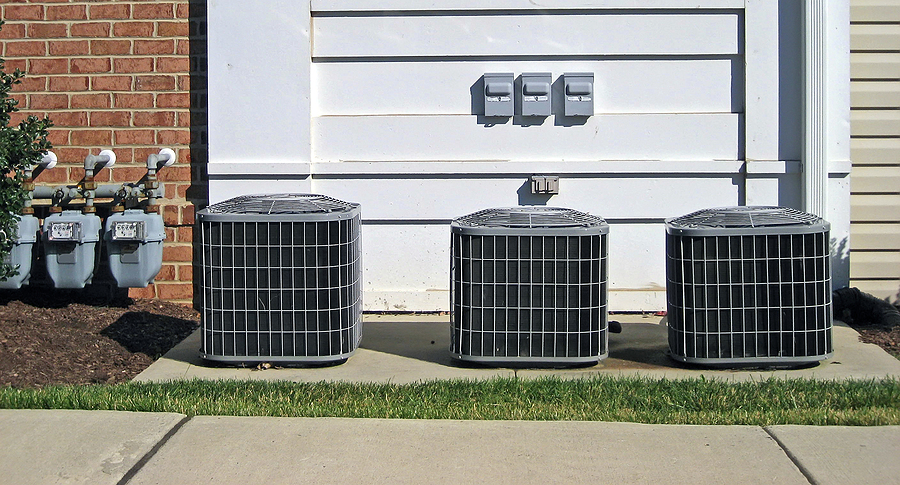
[0, 22, 52, 281]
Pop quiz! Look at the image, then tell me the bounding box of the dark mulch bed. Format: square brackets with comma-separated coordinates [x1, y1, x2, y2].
[0, 289, 198, 388]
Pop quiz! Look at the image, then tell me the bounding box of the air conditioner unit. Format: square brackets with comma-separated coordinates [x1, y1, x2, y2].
[666, 206, 832, 366]
[197, 194, 362, 364]
[451, 207, 609, 364]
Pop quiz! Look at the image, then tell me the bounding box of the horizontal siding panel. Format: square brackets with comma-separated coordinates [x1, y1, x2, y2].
[850, 137, 900, 165]
[851, 3, 900, 22]
[312, 14, 741, 58]
[312, 0, 745, 12]
[850, 53, 900, 80]
[851, 110, 900, 137]
[312, 176, 739, 220]
[846, 279, 900, 302]
[312, 114, 740, 162]
[849, 252, 900, 279]
[851, 166, 900, 192]
[312, 59, 739, 116]
[851, 223, 900, 250]
[850, 194, 900, 221]
[851, 81, 900, 108]
[851, 24, 900, 51]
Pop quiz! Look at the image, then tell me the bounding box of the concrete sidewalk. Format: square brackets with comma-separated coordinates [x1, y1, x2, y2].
[134, 314, 900, 384]
[0, 409, 898, 485]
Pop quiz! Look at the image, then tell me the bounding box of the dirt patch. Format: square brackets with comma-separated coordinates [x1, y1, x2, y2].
[0, 289, 198, 388]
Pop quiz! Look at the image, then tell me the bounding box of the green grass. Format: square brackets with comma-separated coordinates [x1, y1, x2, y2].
[2, 376, 899, 425]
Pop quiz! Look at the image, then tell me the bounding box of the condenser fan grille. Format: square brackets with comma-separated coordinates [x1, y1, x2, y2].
[665, 207, 832, 366]
[198, 194, 362, 364]
[451, 207, 609, 364]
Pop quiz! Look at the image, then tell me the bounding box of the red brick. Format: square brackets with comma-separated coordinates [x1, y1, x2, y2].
[162, 205, 179, 225]
[135, 40, 174, 55]
[158, 165, 190, 182]
[181, 204, 195, 224]
[156, 282, 192, 301]
[70, 57, 111, 74]
[162, 245, 193, 263]
[111, 166, 147, 182]
[0, 23, 26, 40]
[156, 57, 189, 73]
[90, 111, 131, 127]
[91, 76, 132, 91]
[89, 4, 130, 20]
[133, 111, 175, 127]
[46, 5, 87, 21]
[176, 4, 191, 19]
[115, 129, 155, 145]
[71, 93, 111, 108]
[157, 129, 190, 145]
[134, 147, 159, 164]
[29, 58, 67, 74]
[4, 5, 44, 21]
[177, 263, 193, 281]
[51, 147, 90, 164]
[113, 57, 154, 73]
[175, 183, 191, 199]
[156, 93, 190, 109]
[47, 129, 69, 146]
[135, 75, 175, 91]
[134, 3, 175, 20]
[4, 59, 27, 72]
[175, 39, 189, 55]
[49, 76, 89, 92]
[70, 129, 112, 146]
[14, 76, 46, 92]
[34, 166, 72, 184]
[70, 22, 110, 38]
[128, 285, 156, 299]
[30, 94, 68, 110]
[50, 111, 89, 126]
[156, 264, 176, 281]
[49, 40, 89, 56]
[157, 21, 189, 37]
[113, 93, 154, 109]
[164, 227, 177, 241]
[112, 21, 154, 37]
[27, 23, 67, 38]
[175, 111, 191, 127]
[90, 40, 130, 55]
[6, 41, 46, 57]
[9, 94, 26, 107]
[177, 75, 190, 91]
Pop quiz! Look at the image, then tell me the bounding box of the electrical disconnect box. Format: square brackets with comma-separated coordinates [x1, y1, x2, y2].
[520, 72, 552, 117]
[483, 72, 514, 117]
[43, 211, 101, 288]
[0, 215, 39, 289]
[563, 72, 594, 117]
[106, 210, 166, 288]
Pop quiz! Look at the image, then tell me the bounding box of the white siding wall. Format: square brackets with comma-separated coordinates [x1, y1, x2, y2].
[207, 1, 851, 311]
[850, 0, 900, 302]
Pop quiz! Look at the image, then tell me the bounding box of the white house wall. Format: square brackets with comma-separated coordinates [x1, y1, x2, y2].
[207, 1, 851, 311]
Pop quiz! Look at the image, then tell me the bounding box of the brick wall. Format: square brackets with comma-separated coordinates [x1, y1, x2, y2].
[1, 0, 207, 305]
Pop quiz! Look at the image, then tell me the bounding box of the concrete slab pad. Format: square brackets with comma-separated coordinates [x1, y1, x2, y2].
[130, 417, 808, 485]
[0, 409, 186, 485]
[766, 425, 900, 485]
[134, 314, 900, 384]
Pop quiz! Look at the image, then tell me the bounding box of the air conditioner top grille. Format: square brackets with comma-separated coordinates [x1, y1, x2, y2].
[666, 206, 829, 236]
[198, 194, 360, 222]
[453, 207, 607, 235]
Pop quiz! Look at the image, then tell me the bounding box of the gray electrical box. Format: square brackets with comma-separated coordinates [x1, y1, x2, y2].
[521, 72, 552, 117]
[106, 210, 166, 288]
[483, 72, 514, 117]
[563, 72, 594, 117]
[43, 211, 101, 288]
[0, 214, 39, 289]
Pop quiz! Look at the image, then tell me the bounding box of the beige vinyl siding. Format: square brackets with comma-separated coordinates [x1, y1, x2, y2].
[850, 0, 900, 302]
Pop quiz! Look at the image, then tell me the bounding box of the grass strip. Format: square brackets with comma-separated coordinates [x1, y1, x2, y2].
[1, 376, 898, 426]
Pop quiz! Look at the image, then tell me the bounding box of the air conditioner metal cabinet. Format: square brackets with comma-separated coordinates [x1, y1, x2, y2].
[451, 207, 609, 365]
[197, 194, 362, 364]
[666, 206, 832, 366]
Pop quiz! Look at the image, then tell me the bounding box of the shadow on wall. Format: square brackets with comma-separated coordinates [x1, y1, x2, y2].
[189, 0, 209, 310]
